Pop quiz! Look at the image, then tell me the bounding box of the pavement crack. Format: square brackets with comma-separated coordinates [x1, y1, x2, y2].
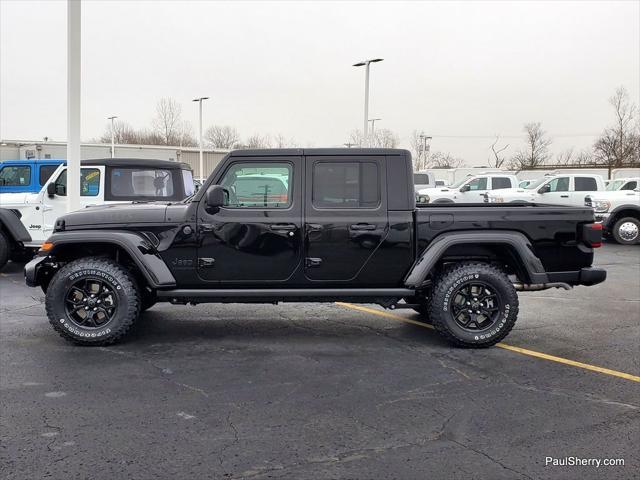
[41, 412, 62, 453]
[449, 439, 534, 480]
[218, 411, 240, 468]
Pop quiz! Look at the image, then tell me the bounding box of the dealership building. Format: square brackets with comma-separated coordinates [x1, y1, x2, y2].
[0, 139, 229, 179]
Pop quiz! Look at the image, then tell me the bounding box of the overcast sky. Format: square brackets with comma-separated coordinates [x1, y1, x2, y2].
[1, 0, 638, 165]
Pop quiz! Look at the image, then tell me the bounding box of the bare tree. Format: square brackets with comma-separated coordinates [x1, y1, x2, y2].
[99, 120, 140, 144]
[370, 128, 400, 148]
[489, 135, 509, 168]
[152, 98, 184, 145]
[348, 129, 365, 147]
[429, 151, 464, 169]
[408, 130, 432, 170]
[509, 122, 552, 170]
[205, 125, 240, 149]
[245, 134, 272, 149]
[273, 133, 296, 148]
[593, 87, 640, 170]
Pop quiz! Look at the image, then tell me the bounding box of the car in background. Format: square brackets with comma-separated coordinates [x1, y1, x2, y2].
[416, 173, 518, 203]
[519, 179, 534, 188]
[606, 177, 639, 191]
[0, 159, 65, 194]
[586, 188, 640, 245]
[486, 174, 605, 206]
[413, 171, 436, 192]
[0, 158, 194, 269]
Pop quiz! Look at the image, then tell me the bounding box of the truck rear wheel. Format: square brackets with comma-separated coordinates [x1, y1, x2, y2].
[0, 231, 9, 270]
[429, 262, 518, 348]
[612, 217, 640, 245]
[45, 257, 141, 346]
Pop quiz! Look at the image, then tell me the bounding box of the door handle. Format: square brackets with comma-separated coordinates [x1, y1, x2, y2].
[270, 223, 296, 231]
[350, 223, 376, 231]
[560, 195, 569, 198]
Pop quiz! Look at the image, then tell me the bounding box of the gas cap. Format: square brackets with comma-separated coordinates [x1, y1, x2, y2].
[182, 226, 193, 235]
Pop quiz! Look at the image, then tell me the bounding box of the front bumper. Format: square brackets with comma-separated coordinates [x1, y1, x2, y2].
[24, 255, 47, 287]
[546, 267, 607, 287]
[594, 212, 612, 228]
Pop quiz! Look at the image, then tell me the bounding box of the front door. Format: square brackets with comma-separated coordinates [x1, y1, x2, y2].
[304, 155, 388, 283]
[537, 176, 572, 205]
[456, 176, 489, 202]
[196, 157, 303, 283]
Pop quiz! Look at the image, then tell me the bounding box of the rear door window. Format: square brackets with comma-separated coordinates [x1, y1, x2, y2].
[312, 162, 379, 208]
[574, 177, 598, 192]
[491, 177, 512, 190]
[107, 167, 179, 200]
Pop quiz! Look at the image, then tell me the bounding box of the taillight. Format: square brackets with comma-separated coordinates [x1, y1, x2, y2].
[582, 223, 603, 248]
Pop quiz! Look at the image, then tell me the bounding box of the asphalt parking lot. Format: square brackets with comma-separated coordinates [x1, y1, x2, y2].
[1, 243, 638, 480]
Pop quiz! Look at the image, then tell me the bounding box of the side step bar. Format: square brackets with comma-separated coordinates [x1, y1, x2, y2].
[157, 288, 414, 299]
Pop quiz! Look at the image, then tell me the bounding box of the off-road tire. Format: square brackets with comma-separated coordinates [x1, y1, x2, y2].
[0, 230, 9, 270]
[612, 217, 640, 245]
[429, 262, 519, 348]
[45, 257, 140, 345]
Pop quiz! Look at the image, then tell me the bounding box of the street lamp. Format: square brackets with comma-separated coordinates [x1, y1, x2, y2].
[353, 58, 383, 147]
[107, 116, 117, 158]
[192, 97, 209, 181]
[368, 118, 381, 145]
[418, 133, 432, 167]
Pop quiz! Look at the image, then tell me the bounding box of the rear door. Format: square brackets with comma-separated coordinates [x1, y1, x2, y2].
[572, 176, 600, 205]
[304, 155, 388, 282]
[196, 156, 303, 283]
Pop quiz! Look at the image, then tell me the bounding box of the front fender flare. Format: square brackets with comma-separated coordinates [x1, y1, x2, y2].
[404, 230, 548, 288]
[44, 231, 176, 288]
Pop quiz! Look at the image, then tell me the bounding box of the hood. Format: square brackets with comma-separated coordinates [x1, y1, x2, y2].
[59, 203, 170, 228]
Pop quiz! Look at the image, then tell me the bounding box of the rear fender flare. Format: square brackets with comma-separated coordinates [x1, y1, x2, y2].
[45, 231, 176, 288]
[0, 208, 31, 244]
[404, 230, 548, 288]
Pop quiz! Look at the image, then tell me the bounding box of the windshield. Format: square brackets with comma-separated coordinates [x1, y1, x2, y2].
[524, 177, 549, 189]
[606, 180, 624, 191]
[449, 178, 470, 189]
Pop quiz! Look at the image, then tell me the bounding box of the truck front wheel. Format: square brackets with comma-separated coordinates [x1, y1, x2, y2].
[429, 262, 519, 348]
[45, 257, 141, 345]
[612, 217, 640, 245]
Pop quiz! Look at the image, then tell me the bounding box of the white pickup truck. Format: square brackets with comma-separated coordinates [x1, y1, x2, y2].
[416, 173, 518, 204]
[485, 173, 605, 206]
[0, 158, 194, 269]
[606, 177, 639, 192]
[585, 188, 640, 245]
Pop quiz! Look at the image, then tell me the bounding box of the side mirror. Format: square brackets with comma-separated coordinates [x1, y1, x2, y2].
[538, 184, 551, 194]
[47, 183, 56, 197]
[206, 185, 227, 210]
[459, 184, 471, 193]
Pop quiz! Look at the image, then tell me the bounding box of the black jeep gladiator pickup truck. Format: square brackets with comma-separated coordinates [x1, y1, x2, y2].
[25, 149, 606, 348]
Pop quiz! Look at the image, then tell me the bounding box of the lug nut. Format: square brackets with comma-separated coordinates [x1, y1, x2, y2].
[93, 307, 97, 311]
[468, 309, 473, 313]
[476, 310, 481, 314]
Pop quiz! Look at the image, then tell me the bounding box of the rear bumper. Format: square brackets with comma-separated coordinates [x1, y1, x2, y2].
[546, 267, 607, 287]
[24, 255, 47, 287]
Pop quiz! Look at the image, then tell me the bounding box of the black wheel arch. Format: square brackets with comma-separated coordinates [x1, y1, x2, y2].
[0, 208, 31, 245]
[34, 231, 176, 290]
[606, 205, 640, 230]
[405, 230, 548, 288]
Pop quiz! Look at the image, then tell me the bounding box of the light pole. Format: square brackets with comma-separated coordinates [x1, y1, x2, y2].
[368, 118, 381, 146]
[66, 0, 81, 212]
[353, 58, 383, 147]
[107, 116, 117, 158]
[418, 133, 432, 168]
[192, 96, 209, 180]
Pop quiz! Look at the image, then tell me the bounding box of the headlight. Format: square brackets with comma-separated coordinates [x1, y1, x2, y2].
[590, 199, 611, 213]
[417, 194, 430, 203]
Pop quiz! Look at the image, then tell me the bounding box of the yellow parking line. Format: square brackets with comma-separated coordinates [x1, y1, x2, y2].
[335, 302, 640, 383]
